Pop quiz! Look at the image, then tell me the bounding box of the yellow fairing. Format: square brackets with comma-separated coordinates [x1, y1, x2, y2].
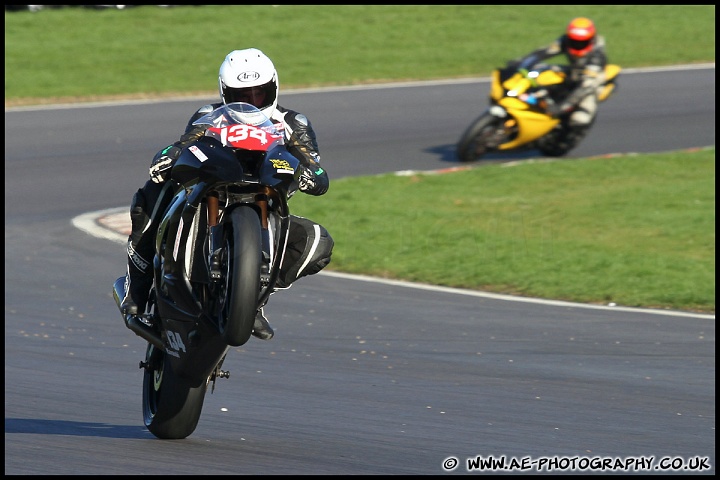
[502, 74, 530, 94]
[493, 68, 565, 102]
[497, 108, 560, 150]
[536, 69, 565, 86]
[490, 70, 504, 101]
[605, 64, 621, 81]
[500, 97, 529, 110]
[598, 84, 614, 102]
[598, 64, 621, 102]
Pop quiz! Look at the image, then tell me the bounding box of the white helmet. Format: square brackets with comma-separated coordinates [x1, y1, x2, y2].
[218, 48, 279, 119]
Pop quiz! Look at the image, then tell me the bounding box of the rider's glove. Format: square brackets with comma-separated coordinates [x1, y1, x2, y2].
[179, 125, 207, 144]
[149, 145, 181, 183]
[543, 99, 562, 118]
[149, 154, 173, 184]
[298, 165, 318, 193]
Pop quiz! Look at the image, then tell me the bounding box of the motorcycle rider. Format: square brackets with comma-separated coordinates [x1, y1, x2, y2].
[120, 48, 334, 341]
[509, 17, 608, 128]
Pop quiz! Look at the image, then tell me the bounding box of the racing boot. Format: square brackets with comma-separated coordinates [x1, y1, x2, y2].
[119, 256, 163, 349]
[252, 307, 274, 340]
[120, 259, 154, 331]
[120, 204, 156, 337]
[120, 267, 152, 318]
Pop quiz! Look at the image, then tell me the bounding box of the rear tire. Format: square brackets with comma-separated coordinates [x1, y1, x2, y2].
[537, 122, 592, 157]
[456, 113, 505, 162]
[143, 343, 207, 440]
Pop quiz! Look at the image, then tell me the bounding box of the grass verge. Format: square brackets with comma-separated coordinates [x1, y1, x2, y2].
[291, 148, 715, 313]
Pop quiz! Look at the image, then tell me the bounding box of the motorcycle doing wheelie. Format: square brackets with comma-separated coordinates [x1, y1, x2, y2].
[456, 62, 620, 162]
[112, 102, 301, 439]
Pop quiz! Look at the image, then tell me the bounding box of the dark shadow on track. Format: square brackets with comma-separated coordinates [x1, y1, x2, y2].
[426, 143, 560, 165]
[5, 417, 152, 439]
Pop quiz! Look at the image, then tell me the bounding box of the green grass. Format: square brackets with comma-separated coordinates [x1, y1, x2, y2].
[4, 5, 715, 313]
[291, 149, 715, 313]
[4, 5, 716, 104]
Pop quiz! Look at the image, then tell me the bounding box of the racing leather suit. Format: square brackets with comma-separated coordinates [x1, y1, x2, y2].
[121, 103, 333, 316]
[513, 34, 608, 127]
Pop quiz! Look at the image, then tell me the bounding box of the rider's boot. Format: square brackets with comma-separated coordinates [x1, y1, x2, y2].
[120, 266, 152, 318]
[252, 307, 274, 340]
[120, 258, 154, 335]
[120, 205, 155, 336]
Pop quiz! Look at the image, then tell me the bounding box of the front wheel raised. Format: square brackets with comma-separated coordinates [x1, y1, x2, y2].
[218, 206, 262, 347]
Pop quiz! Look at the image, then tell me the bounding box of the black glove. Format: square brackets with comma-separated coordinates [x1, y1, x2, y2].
[148, 126, 206, 184]
[149, 146, 181, 183]
[298, 165, 318, 193]
[543, 99, 562, 118]
[179, 124, 206, 144]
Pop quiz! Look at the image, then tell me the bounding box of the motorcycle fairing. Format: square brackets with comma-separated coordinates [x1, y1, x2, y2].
[496, 109, 560, 150]
[598, 64, 621, 102]
[155, 184, 208, 321]
[163, 315, 229, 386]
[259, 145, 301, 197]
[173, 139, 246, 188]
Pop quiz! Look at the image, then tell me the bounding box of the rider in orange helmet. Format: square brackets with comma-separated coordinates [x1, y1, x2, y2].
[509, 17, 608, 129]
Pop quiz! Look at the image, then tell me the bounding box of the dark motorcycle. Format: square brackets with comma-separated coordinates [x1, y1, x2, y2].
[456, 63, 620, 162]
[112, 102, 300, 439]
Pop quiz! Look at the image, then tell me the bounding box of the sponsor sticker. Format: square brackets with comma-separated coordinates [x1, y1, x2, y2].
[189, 145, 208, 162]
[270, 158, 294, 174]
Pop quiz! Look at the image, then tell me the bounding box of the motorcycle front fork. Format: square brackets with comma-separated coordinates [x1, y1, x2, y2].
[485, 116, 516, 148]
[205, 193, 272, 285]
[207, 194, 223, 281]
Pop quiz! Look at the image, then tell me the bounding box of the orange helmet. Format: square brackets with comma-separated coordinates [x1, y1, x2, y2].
[566, 17, 596, 57]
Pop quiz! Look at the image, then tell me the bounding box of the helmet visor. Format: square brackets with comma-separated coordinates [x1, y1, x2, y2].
[567, 37, 592, 56]
[224, 81, 277, 110]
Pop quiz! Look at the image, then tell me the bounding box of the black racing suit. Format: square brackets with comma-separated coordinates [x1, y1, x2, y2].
[122, 103, 334, 315]
[512, 34, 608, 126]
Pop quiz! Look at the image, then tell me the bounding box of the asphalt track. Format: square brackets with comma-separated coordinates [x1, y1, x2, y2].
[5, 65, 715, 475]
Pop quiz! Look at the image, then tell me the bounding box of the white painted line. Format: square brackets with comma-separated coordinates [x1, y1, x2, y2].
[6, 63, 714, 112]
[320, 271, 715, 319]
[72, 207, 128, 244]
[72, 207, 715, 320]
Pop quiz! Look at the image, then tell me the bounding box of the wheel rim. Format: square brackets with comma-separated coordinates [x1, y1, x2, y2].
[144, 344, 164, 420]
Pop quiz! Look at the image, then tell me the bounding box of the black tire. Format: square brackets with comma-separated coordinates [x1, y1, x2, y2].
[142, 343, 208, 440]
[537, 123, 592, 157]
[456, 113, 504, 162]
[218, 206, 262, 347]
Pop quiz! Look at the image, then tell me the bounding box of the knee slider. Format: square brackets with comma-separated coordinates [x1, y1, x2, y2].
[304, 226, 333, 276]
[278, 217, 333, 287]
[569, 109, 593, 127]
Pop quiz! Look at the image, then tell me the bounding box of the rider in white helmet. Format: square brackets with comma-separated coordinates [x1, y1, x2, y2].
[218, 48, 279, 118]
[120, 48, 333, 342]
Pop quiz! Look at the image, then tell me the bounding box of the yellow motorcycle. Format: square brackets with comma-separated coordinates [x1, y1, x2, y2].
[456, 63, 620, 162]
